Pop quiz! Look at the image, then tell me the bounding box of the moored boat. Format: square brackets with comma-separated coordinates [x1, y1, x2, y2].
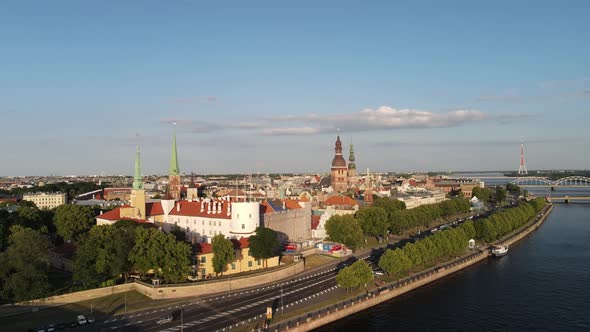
[491, 245, 509, 257]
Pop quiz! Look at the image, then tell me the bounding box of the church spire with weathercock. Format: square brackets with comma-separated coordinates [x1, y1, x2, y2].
[348, 140, 356, 170]
[132, 146, 143, 190]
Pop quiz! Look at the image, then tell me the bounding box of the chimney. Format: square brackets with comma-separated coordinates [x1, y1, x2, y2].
[100, 211, 103, 215]
[283, 201, 286, 210]
[227, 202, 231, 216]
[208, 201, 212, 214]
[176, 202, 180, 212]
[200, 200, 204, 212]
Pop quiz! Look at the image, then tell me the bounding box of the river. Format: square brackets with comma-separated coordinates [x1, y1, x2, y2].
[314, 203, 590, 331]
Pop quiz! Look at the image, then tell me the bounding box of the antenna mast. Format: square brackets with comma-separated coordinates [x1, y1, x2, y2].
[518, 137, 528, 175]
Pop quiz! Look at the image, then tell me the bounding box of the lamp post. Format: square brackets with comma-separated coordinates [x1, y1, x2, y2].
[180, 308, 184, 332]
[124, 291, 127, 313]
[280, 285, 284, 317]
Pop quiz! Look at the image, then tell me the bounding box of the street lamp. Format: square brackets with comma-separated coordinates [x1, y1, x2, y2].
[180, 308, 184, 332]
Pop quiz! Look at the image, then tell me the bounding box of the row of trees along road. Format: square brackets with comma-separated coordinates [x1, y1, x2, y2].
[326, 197, 471, 251]
[335, 260, 373, 293]
[210, 227, 280, 276]
[377, 198, 546, 278]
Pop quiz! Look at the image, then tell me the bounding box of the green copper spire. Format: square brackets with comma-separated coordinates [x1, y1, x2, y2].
[169, 124, 180, 176]
[132, 146, 144, 190]
[348, 141, 356, 170]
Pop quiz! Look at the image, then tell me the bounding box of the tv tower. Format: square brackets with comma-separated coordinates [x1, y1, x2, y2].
[518, 137, 528, 175]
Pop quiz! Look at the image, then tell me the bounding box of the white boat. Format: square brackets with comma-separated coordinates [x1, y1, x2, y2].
[491, 245, 509, 257]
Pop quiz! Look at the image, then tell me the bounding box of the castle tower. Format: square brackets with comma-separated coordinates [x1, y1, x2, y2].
[168, 124, 181, 200]
[330, 135, 348, 192]
[347, 140, 357, 188]
[126, 146, 146, 219]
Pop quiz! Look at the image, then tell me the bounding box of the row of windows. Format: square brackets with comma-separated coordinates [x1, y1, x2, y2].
[199, 256, 261, 267]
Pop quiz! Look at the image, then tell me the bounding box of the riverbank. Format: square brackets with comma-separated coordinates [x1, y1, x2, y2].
[267, 204, 554, 332]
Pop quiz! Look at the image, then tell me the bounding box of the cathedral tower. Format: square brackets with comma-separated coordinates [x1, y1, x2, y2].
[330, 135, 348, 192]
[121, 146, 146, 219]
[347, 140, 357, 188]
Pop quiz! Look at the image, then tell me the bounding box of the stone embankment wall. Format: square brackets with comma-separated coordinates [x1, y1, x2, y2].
[280, 204, 554, 332]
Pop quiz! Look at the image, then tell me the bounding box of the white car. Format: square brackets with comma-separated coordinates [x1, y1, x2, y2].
[77, 315, 87, 326]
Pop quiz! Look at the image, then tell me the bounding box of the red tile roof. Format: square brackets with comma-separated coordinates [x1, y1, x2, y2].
[311, 215, 321, 230]
[146, 202, 164, 216]
[195, 242, 212, 254]
[283, 199, 303, 210]
[97, 207, 121, 221]
[324, 195, 358, 207]
[169, 200, 232, 219]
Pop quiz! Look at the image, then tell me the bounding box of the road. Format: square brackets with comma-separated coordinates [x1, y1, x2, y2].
[61, 211, 488, 332]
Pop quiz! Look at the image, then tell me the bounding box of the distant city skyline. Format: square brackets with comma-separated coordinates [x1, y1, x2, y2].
[1, 1, 589, 175]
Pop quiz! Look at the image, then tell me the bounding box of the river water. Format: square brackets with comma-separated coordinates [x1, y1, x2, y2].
[315, 199, 590, 331]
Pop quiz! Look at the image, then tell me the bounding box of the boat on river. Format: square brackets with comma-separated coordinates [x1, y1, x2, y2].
[491, 245, 509, 257]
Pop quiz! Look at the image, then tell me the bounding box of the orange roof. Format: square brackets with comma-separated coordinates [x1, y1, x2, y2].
[97, 207, 121, 221]
[169, 200, 232, 219]
[282, 199, 303, 210]
[324, 195, 358, 206]
[195, 242, 212, 254]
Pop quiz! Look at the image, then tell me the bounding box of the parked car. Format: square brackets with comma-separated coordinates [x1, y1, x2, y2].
[77, 315, 87, 326]
[36, 327, 45, 332]
[56, 322, 67, 330]
[46, 324, 56, 332]
[87, 316, 95, 324]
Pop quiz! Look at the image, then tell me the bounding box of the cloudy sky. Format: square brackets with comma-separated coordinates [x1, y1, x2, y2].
[1, 1, 589, 176]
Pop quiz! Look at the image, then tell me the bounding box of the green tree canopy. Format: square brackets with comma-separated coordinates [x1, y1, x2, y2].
[0, 227, 51, 302]
[211, 234, 235, 276]
[53, 205, 96, 242]
[355, 206, 388, 238]
[336, 260, 373, 292]
[379, 248, 412, 277]
[248, 227, 279, 268]
[472, 187, 493, 203]
[325, 214, 364, 250]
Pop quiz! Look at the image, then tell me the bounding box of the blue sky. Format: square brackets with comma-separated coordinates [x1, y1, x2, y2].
[1, 1, 589, 176]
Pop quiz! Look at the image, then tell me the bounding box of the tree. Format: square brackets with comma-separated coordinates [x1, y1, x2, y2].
[494, 187, 507, 206]
[325, 214, 364, 250]
[129, 227, 190, 283]
[480, 219, 498, 242]
[248, 227, 279, 268]
[506, 183, 521, 195]
[335, 260, 373, 292]
[170, 225, 187, 242]
[355, 206, 388, 238]
[472, 187, 493, 203]
[0, 227, 51, 302]
[379, 248, 412, 277]
[211, 234, 235, 276]
[53, 205, 96, 242]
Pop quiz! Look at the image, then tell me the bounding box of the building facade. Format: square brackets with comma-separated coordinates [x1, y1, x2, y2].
[261, 199, 312, 243]
[22, 192, 67, 209]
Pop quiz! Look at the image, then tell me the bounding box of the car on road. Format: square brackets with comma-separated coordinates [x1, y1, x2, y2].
[77, 315, 87, 326]
[68, 321, 77, 328]
[46, 324, 56, 332]
[373, 270, 385, 277]
[157, 315, 174, 325]
[36, 327, 45, 332]
[56, 322, 66, 330]
[87, 316, 95, 324]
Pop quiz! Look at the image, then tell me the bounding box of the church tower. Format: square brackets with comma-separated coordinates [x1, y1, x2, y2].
[168, 124, 181, 201]
[347, 140, 357, 188]
[330, 135, 348, 192]
[121, 146, 146, 220]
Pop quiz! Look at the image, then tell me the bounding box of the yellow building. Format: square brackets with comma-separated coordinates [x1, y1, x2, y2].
[194, 237, 280, 280]
[22, 192, 66, 209]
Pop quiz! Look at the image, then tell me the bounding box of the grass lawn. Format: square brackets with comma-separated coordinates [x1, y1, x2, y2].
[304, 254, 338, 270]
[1, 290, 190, 332]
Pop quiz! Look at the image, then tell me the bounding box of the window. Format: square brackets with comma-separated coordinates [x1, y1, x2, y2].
[237, 214, 239, 219]
[200, 256, 206, 263]
[231, 263, 236, 270]
[209, 220, 211, 226]
[201, 268, 206, 277]
[202, 220, 204, 225]
[249, 213, 252, 218]
[248, 261, 253, 267]
[257, 259, 261, 266]
[242, 224, 245, 230]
